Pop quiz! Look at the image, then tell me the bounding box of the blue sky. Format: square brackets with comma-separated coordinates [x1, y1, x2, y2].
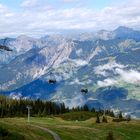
[0, 0, 139, 37]
[0, 0, 126, 10]
[0, 0, 22, 8]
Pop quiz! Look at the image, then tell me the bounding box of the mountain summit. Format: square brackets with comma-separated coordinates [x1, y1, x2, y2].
[115, 26, 133, 32]
[114, 26, 140, 40]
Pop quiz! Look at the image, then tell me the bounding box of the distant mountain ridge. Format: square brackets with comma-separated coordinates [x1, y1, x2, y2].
[0, 26, 140, 118]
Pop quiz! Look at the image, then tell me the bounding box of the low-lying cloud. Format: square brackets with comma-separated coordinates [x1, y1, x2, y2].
[97, 78, 118, 87]
[94, 61, 126, 76]
[69, 78, 84, 85]
[116, 68, 140, 84]
[96, 61, 140, 87]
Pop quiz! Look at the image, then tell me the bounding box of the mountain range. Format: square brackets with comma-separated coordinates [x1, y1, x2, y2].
[0, 26, 140, 118]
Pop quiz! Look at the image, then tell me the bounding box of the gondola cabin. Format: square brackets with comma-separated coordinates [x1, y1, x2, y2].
[48, 71, 56, 84]
[81, 88, 88, 94]
[48, 79, 56, 84]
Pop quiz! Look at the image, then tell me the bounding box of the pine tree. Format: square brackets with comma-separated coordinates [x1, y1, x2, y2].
[126, 115, 131, 122]
[83, 105, 89, 111]
[119, 111, 123, 119]
[60, 103, 66, 114]
[109, 111, 115, 117]
[42, 107, 47, 116]
[91, 107, 95, 113]
[96, 114, 100, 123]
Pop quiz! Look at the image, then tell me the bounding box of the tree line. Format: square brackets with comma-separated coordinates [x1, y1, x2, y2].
[0, 95, 68, 118]
[0, 95, 125, 119]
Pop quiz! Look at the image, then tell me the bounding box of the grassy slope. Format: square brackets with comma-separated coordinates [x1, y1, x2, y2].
[55, 111, 97, 121]
[0, 112, 140, 140]
[0, 118, 53, 140]
[31, 116, 140, 140]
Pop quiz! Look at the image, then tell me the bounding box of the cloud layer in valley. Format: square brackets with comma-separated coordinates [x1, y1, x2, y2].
[95, 61, 140, 87]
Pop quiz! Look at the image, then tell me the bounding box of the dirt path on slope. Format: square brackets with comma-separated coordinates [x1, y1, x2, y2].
[30, 125, 61, 140]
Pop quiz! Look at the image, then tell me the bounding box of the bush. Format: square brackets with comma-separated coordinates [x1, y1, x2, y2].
[102, 116, 108, 123]
[0, 127, 25, 140]
[118, 111, 123, 119]
[96, 114, 100, 123]
[0, 127, 9, 137]
[112, 118, 128, 122]
[126, 115, 131, 122]
[106, 131, 115, 140]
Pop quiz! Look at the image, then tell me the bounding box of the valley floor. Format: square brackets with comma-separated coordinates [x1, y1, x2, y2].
[0, 116, 140, 140]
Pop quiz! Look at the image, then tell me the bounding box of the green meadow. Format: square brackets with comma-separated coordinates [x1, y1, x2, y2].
[0, 112, 140, 140]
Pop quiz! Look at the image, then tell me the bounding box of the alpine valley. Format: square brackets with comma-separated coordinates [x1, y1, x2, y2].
[0, 26, 140, 118]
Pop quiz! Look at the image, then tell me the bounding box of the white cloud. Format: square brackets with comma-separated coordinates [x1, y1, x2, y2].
[61, 0, 79, 2]
[10, 92, 22, 100]
[63, 93, 86, 108]
[0, 0, 140, 37]
[69, 78, 84, 85]
[94, 61, 125, 76]
[96, 61, 140, 87]
[97, 78, 118, 87]
[0, 4, 7, 13]
[0, 3, 13, 17]
[75, 59, 88, 66]
[21, 0, 37, 8]
[76, 49, 83, 56]
[116, 68, 140, 84]
[71, 59, 88, 67]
